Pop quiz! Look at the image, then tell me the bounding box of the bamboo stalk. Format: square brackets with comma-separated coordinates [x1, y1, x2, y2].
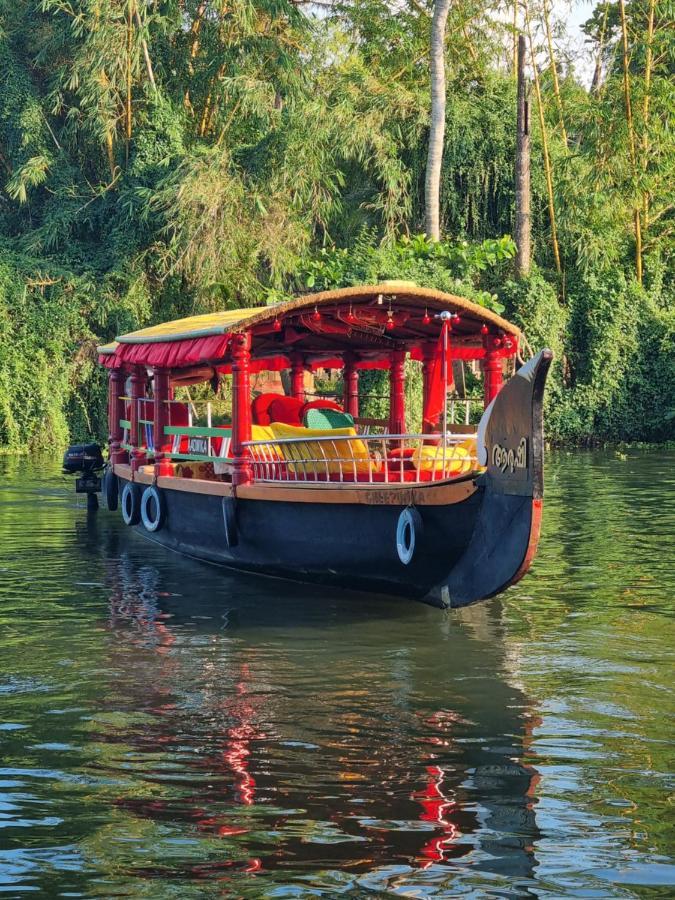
[199, 92, 212, 136]
[515, 34, 531, 278]
[184, 1, 208, 111]
[618, 0, 642, 282]
[641, 0, 655, 232]
[133, 3, 157, 91]
[525, 3, 561, 274]
[126, 0, 133, 163]
[542, 0, 567, 146]
[105, 128, 116, 180]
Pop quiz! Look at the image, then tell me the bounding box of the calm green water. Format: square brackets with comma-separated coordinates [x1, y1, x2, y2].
[0, 452, 673, 898]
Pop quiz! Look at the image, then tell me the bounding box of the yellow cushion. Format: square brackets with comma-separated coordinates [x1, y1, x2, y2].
[268, 423, 378, 476]
[251, 424, 275, 442]
[413, 438, 477, 476]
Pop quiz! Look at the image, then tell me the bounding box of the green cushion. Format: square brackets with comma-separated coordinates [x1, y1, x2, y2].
[303, 407, 355, 430]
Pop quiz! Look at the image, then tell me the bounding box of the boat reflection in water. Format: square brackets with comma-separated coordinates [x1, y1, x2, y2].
[93, 541, 542, 892]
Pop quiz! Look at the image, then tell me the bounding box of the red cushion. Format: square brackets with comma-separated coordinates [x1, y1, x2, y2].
[301, 398, 344, 417]
[268, 395, 305, 426]
[252, 392, 283, 426]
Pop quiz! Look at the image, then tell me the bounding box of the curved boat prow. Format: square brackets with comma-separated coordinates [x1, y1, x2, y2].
[429, 349, 553, 608]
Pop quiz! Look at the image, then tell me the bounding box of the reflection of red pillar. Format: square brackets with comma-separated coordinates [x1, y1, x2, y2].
[389, 349, 406, 434]
[129, 366, 147, 472]
[153, 368, 173, 477]
[482, 334, 504, 408]
[108, 368, 125, 463]
[290, 353, 305, 401]
[343, 354, 359, 418]
[414, 764, 458, 867]
[231, 333, 252, 486]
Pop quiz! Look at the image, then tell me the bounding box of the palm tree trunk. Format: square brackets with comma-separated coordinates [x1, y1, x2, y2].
[425, 0, 451, 242]
[591, 1, 610, 95]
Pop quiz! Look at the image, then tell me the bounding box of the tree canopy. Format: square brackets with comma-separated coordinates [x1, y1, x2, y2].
[0, 0, 673, 448]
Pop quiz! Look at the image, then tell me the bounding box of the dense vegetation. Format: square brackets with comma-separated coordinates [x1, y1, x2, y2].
[0, 0, 672, 450]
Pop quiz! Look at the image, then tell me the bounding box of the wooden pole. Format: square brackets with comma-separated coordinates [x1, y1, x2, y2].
[482, 335, 504, 407]
[129, 365, 146, 472]
[231, 333, 252, 486]
[422, 341, 436, 431]
[290, 353, 305, 402]
[389, 349, 407, 434]
[515, 34, 531, 279]
[153, 368, 172, 477]
[342, 354, 359, 418]
[108, 368, 125, 464]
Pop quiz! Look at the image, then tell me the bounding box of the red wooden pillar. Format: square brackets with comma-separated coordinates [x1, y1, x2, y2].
[231, 332, 253, 486]
[342, 353, 359, 418]
[108, 368, 125, 464]
[421, 341, 436, 432]
[389, 348, 407, 434]
[153, 368, 173, 477]
[482, 333, 504, 408]
[290, 352, 305, 402]
[129, 366, 147, 472]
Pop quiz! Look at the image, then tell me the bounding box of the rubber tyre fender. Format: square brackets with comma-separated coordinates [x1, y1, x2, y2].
[103, 467, 118, 511]
[396, 506, 423, 566]
[121, 481, 142, 526]
[140, 485, 166, 533]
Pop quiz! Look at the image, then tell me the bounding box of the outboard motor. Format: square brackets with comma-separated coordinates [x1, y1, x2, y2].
[63, 442, 104, 510]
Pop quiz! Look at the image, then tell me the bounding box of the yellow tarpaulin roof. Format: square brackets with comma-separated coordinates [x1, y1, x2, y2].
[97, 282, 519, 354]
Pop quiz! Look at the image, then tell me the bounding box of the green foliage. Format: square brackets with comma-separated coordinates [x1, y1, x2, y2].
[295, 231, 515, 313]
[501, 269, 674, 443]
[0, 0, 672, 450]
[0, 259, 95, 451]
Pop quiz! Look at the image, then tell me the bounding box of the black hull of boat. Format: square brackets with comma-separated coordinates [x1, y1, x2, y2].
[129, 486, 485, 604]
[111, 350, 552, 608]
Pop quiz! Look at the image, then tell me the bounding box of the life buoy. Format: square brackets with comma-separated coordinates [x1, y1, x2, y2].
[121, 482, 141, 526]
[396, 507, 422, 565]
[103, 467, 118, 511]
[140, 485, 166, 533]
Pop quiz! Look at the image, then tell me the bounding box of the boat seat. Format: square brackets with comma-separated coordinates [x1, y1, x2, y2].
[303, 407, 354, 429]
[268, 395, 305, 426]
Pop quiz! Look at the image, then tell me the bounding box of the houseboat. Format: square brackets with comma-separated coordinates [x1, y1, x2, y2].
[72, 282, 551, 608]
